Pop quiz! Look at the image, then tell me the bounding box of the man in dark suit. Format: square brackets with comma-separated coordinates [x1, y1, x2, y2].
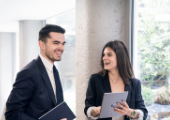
[5, 24, 67, 120]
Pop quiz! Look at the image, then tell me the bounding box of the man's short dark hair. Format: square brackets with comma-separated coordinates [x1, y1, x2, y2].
[39, 24, 65, 43]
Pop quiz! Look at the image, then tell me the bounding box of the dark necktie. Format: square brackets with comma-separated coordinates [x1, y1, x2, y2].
[53, 65, 64, 105]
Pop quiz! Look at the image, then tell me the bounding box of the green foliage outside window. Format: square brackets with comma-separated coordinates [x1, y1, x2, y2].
[138, 0, 170, 85]
[142, 85, 154, 106]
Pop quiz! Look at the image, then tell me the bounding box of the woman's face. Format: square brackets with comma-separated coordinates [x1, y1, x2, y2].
[102, 47, 117, 71]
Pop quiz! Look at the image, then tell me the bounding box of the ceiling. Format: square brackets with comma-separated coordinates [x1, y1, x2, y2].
[0, 0, 75, 32]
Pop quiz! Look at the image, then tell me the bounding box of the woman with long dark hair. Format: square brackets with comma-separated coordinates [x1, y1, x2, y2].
[84, 40, 148, 120]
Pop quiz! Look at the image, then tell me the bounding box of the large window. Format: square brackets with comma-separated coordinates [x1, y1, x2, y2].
[46, 9, 76, 113]
[132, 0, 170, 119]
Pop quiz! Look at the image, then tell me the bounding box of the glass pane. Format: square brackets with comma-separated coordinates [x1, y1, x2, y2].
[46, 10, 76, 113]
[133, 0, 170, 119]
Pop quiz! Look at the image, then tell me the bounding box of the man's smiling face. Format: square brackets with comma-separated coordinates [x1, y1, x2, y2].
[40, 32, 66, 63]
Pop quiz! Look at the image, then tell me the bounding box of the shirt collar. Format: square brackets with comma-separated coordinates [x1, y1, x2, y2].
[39, 54, 53, 72]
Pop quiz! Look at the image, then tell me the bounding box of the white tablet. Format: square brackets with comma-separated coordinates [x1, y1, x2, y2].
[99, 91, 128, 118]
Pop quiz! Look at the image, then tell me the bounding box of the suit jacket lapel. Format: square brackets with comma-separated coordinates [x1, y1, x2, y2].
[125, 80, 132, 106]
[124, 80, 132, 120]
[104, 74, 112, 93]
[35, 56, 57, 106]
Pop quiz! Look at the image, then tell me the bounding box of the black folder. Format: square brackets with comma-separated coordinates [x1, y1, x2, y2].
[39, 102, 76, 120]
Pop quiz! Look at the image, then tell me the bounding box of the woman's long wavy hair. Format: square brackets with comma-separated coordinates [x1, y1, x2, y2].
[99, 40, 134, 85]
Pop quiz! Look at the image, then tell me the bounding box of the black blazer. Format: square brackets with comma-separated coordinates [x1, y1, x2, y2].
[84, 73, 148, 120]
[5, 56, 63, 120]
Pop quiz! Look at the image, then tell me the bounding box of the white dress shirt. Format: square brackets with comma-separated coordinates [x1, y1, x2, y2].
[39, 54, 57, 102]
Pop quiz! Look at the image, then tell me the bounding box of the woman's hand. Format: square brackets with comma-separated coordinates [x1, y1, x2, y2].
[114, 101, 134, 117]
[92, 106, 101, 117]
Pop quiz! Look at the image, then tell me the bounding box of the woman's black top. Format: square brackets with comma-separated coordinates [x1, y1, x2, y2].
[84, 73, 148, 120]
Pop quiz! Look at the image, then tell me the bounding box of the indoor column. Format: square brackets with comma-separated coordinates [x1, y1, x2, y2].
[19, 20, 43, 69]
[76, 0, 130, 119]
[0, 32, 15, 120]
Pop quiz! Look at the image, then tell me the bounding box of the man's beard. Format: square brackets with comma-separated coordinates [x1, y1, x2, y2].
[45, 51, 61, 62]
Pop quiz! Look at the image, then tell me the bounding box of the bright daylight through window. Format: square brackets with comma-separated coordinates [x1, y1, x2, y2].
[46, 9, 76, 114]
[133, 0, 170, 119]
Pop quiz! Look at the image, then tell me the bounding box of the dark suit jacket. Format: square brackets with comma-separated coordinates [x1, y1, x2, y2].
[5, 56, 63, 120]
[84, 73, 148, 120]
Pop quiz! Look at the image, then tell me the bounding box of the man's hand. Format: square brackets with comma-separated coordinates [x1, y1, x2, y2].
[92, 106, 101, 117]
[61, 118, 67, 120]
